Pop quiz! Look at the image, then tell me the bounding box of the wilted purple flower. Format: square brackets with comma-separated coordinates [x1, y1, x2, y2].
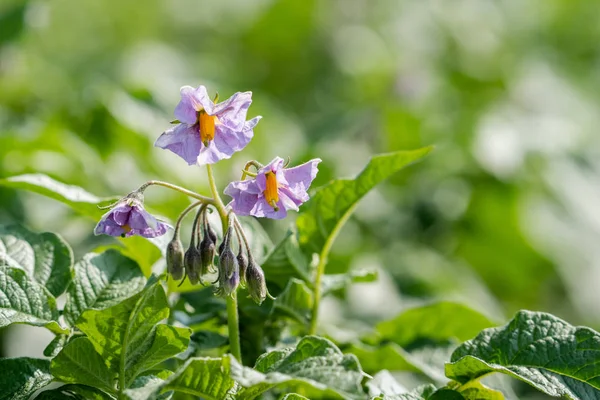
[94, 196, 169, 238]
[155, 85, 261, 165]
[224, 157, 321, 220]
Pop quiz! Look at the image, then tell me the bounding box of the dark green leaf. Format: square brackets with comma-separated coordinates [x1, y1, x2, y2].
[50, 337, 116, 394]
[0, 224, 73, 296]
[428, 389, 465, 400]
[238, 217, 274, 263]
[446, 310, 600, 400]
[261, 231, 310, 290]
[0, 266, 66, 333]
[0, 173, 118, 218]
[371, 384, 437, 400]
[125, 372, 174, 400]
[77, 281, 191, 389]
[233, 336, 365, 399]
[272, 278, 313, 324]
[64, 249, 146, 325]
[191, 330, 229, 351]
[0, 357, 52, 400]
[36, 385, 114, 400]
[377, 302, 495, 347]
[296, 147, 432, 255]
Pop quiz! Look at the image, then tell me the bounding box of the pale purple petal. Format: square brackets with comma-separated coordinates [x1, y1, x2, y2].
[224, 180, 261, 216]
[279, 186, 306, 207]
[155, 124, 202, 165]
[197, 141, 231, 165]
[111, 204, 133, 225]
[174, 85, 213, 123]
[213, 91, 252, 131]
[94, 200, 169, 238]
[281, 158, 321, 199]
[250, 197, 288, 219]
[94, 216, 126, 236]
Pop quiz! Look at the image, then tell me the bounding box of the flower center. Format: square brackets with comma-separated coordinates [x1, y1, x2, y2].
[264, 171, 280, 211]
[120, 224, 132, 238]
[198, 110, 216, 146]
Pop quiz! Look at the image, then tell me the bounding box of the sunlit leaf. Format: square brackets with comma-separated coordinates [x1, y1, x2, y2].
[0, 224, 73, 297]
[50, 337, 116, 394]
[43, 334, 69, 357]
[161, 356, 236, 399]
[0, 173, 118, 218]
[64, 249, 146, 325]
[296, 147, 432, 256]
[371, 384, 437, 400]
[272, 278, 313, 324]
[0, 357, 53, 400]
[446, 311, 600, 400]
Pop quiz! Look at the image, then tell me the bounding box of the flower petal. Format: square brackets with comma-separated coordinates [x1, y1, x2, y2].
[256, 157, 285, 191]
[224, 179, 262, 216]
[155, 124, 203, 165]
[94, 215, 126, 236]
[197, 140, 231, 165]
[213, 91, 253, 131]
[281, 158, 321, 200]
[174, 85, 213, 124]
[111, 203, 132, 225]
[250, 197, 288, 219]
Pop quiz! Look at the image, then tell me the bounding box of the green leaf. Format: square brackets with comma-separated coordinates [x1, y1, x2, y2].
[0, 357, 53, 400]
[125, 372, 174, 400]
[191, 330, 229, 351]
[50, 337, 116, 394]
[448, 381, 504, 400]
[272, 278, 313, 324]
[446, 310, 600, 400]
[296, 147, 432, 256]
[0, 224, 73, 297]
[371, 384, 437, 400]
[366, 370, 408, 398]
[281, 395, 310, 400]
[238, 217, 274, 264]
[77, 280, 191, 389]
[0, 266, 66, 333]
[261, 231, 310, 289]
[428, 389, 465, 400]
[64, 249, 146, 325]
[0, 173, 118, 218]
[321, 267, 378, 294]
[377, 302, 495, 347]
[347, 342, 424, 375]
[35, 385, 114, 400]
[232, 336, 365, 399]
[161, 356, 236, 399]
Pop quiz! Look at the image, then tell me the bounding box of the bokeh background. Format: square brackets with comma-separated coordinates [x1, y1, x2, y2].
[1, 0, 599, 396]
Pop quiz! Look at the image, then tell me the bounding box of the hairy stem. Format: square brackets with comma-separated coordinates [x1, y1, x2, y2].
[139, 180, 215, 204]
[308, 203, 358, 335]
[206, 164, 242, 362]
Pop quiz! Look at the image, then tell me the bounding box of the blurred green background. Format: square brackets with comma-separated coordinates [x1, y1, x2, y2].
[1, 0, 600, 372]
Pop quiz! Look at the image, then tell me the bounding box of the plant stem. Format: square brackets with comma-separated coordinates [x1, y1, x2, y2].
[205, 164, 242, 362]
[308, 203, 358, 335]
[139, 180, 215, 204]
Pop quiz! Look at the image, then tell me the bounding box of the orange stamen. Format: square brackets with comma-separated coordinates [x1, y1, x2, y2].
[264, 171, 279, 211]
[198, 111, 216, 146]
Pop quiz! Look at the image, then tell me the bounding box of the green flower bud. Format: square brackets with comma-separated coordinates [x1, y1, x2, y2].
[236, 248, 248, 288]
[184, 244, 203, 285]
[199, 236, 216, 275]
[166, 237, 184, 280]
[246, 259, 267, 305]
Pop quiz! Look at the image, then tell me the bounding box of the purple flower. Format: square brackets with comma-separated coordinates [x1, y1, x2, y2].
[224, 157, 321, 220]
[155, 85, 261, 165]
[94, 197, 169, 238]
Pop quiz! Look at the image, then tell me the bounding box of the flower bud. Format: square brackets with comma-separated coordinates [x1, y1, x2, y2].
[206, 221, 218, 245]
[246, 259, 267, 305]
[184, 245, 203, 285]
[216, 247, 239, 296]
[166, 237, 185, 280]
[236, 248, 248, 287]
[199, 236, 216, 274]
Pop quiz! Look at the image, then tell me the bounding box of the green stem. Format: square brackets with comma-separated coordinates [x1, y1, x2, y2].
[139, 180, 215, 204]
[308, 203, 358, 335]
[205, 164, 242, 362]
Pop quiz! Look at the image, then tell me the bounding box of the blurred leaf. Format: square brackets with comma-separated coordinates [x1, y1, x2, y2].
[238, 217, 274, 264]
[446, 311, 600, 400]
[125, 372, 174, 400]
[64, 249, 146, 325]
[366, 370, 407, 398]
[0, 265, 66, 334]
[377, 302, 495, 347]
[35, 384, 114, 400]
[321, 267, 377, 294]
[233, 336, 364, 400]
[272, 278, 313, 324]
[0, 357, 52, 400]
[0, 224, 73, 297]
[119, 235, 166, 278]
[77, 280, 191, 388]
[347, 342, 424, 375]
[51, 337, 116, 394]
[160, 356, 236, 399]
[0, 174, 118, 218]
[296, 147, 432, 256]
[190, 330, 228, 351]
[428, 389, 465, 400]
[281, 395, 310, 400]
[261, 231, 310, 290]
[371, 384, 437, 400]
[43, 333, 68, 357]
